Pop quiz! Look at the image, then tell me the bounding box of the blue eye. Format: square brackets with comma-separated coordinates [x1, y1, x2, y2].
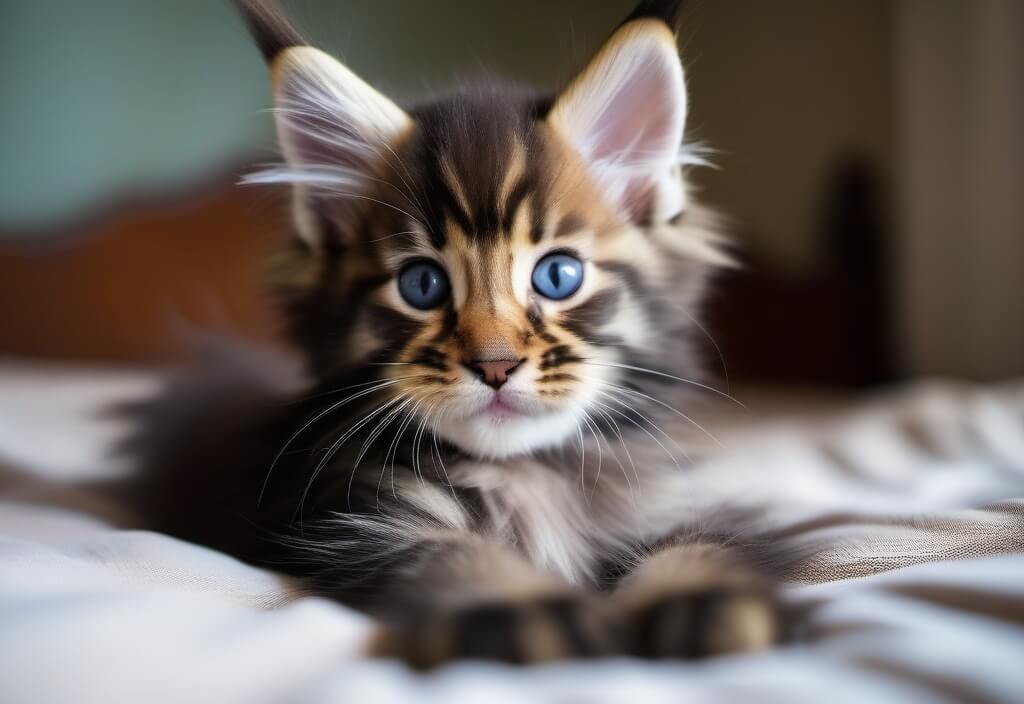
[398, 260, 450, 310]
[531, 252, 583, 300]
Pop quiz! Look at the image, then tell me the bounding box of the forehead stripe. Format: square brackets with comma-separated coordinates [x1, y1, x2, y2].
[501, 174, 535, 233]
[554, 212, 586, 238]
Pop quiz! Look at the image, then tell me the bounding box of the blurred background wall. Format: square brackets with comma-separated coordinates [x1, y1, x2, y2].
[894, 0, 1024, 382]
[0, 1, 1020, 384]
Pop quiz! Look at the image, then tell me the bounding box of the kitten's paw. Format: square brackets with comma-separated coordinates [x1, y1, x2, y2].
[370, 594, 620, 669]
[622, 583, 782, 659]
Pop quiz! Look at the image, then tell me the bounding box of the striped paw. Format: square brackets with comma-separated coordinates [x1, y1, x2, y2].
[623, 583, 782, 658]
[371, 594, 620, 669]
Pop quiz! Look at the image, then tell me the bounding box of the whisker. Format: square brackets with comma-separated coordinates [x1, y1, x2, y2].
[603, 380, 726, 449]
[410, 412, 426, 485]
[595, 387, 692, 460]
[298, 394, 404, 523]
[252, 105, 430, 223]
[319, 190, 425, 227]
[369, 230, 420, 243]
[581, 360, 743, 407]
[380, 397, 421, 503]
[284, 374, 424, 404]
[431, 428, 459, 502]
[575, 422, 586, 500]
[244, 162, 428, 227]
[590, 404, 640, 502]
[580, 377, 691, 452]
[678, 308, 731, 397]
[259, 378, 400, 507]
[411, 400, 439, 486]
[346, 395, 413, 502]
[580, 411, 603, 503]
[590, 393, 685, 470]
[375, 139, 432, 228]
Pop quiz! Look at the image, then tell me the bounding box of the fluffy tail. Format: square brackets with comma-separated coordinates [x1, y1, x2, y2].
[107, 335, 307, 553]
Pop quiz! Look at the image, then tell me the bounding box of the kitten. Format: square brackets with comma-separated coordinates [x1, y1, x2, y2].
[123, 0, 794, 667]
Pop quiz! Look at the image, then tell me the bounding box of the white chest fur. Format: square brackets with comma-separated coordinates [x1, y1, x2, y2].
[444, 453, 685, 585]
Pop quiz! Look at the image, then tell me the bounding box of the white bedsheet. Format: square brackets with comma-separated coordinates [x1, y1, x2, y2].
[1, 364, 1022, 703]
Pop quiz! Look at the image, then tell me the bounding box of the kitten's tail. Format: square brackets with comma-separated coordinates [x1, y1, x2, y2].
[99, 334, 308, 551]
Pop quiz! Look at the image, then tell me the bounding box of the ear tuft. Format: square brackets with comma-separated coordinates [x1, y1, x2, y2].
[621, 0, 685, 29]
[235, 0, 306, 63]
[547, 18, 687, 224]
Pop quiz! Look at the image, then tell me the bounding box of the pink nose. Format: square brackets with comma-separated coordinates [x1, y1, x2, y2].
[466, 359, 522, 389]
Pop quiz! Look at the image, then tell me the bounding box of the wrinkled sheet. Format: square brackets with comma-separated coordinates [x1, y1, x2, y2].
[1, 363, 1022, 703]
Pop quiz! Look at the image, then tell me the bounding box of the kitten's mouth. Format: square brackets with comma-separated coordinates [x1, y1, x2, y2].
[440, 388, 583, 457]
[481, 395, 523, 421]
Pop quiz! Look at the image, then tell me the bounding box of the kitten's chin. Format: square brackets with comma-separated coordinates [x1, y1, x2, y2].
[435, 408, 582, 459]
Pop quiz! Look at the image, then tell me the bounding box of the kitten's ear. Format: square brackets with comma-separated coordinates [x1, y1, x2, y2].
[547, 1, 687, 224]
[268, 48, 412, 247]
[236, 1, 412, 248]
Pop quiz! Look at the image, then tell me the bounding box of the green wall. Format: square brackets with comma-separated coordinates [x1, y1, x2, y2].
[0, 0, 628, 232]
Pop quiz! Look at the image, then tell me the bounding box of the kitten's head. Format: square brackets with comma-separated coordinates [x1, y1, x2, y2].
[241, 0, 730, 459]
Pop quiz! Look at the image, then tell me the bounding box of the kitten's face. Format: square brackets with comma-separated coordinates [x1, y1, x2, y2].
[253, 17, 727, 459]
[357, 110, 665, 458]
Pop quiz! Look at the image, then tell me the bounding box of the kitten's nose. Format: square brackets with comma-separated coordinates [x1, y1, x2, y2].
[466, 359, 522, 389]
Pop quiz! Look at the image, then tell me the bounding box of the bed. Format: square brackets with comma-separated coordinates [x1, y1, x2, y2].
[1, 362, 1022, 703]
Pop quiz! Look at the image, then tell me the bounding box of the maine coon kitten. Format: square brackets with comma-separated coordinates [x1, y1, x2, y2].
[124, 0, 794, 667]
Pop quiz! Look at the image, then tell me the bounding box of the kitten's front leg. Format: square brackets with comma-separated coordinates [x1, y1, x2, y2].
[365, 534, 619, 669]
[612, 543, 784, 658]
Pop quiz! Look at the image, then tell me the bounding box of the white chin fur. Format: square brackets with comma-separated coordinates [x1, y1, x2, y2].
[435, 408, 583, 459]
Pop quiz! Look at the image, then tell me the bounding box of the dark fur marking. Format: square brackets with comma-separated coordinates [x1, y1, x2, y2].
[554, 212, 586, 238]
[501, 175, 535, 233]
[560, 288, 622, 342]
[622, 0, 685, 29]
[538, 373, 577, 383]
[407, 89, 547, 244]
[587, 333, 625, 348]
[595, 259, 679, 337]
[411, 359, 448, 372]
[236, 0, 305, 63]
[628, 591, 714, 659]
[278, 268, 390, 376]
[543, 344, 577, 360]
[444, 201, 475, 241]
[526, 305, 559, 344]
[526, 305, 544, 331]
[473, 200, 502, 243]
[430, 307, 459, 344]
[365, 304, 423, 351]
[410, 346, 448, 371]
[540, 598, 598, 656]
[594, 260, 646, 296]
[633, 191, 656, 228]
[539, 344, 582, 370]
[456, 605, 525, 662]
